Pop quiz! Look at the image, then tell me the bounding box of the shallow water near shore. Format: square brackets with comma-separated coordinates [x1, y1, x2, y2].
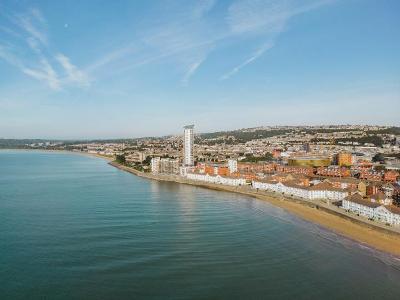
[1, 150, 400, 299]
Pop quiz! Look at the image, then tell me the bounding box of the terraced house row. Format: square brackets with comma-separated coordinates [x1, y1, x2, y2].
[342, 194, 400, 226]
[186, 172, 247, 186]
[252, 179, 348, 202]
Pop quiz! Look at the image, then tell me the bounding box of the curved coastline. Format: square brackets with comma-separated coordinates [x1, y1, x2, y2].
[3, 149, 399, 257]
[106, 159, 400, 257]
[0, 148, 114, 160]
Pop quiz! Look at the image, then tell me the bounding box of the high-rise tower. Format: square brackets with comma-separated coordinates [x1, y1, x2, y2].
[183, 125, 194, 166]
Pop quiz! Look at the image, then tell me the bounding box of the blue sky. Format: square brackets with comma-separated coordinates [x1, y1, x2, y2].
[0, 0, 399, 139]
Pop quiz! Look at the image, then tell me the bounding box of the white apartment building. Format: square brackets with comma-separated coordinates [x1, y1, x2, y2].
[228, 159, 238, 174]
[159, 158, 180, 174]
[186, 173, 246, 186]
[252, 180, 348, 201]
[126, 152, 147, 163]
[375, 206, 400, 225]
[151, 157, 180, 174]
[342, 194, 400, 226]
[308, 183, 348, 201]
[183, 125, 194, 166]
[151, 157, 160, 173]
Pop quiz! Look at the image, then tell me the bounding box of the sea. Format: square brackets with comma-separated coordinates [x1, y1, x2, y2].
[1, 150, 400, 299]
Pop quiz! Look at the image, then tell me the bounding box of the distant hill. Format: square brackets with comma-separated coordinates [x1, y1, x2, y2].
[198, 126, 400, 144]
[1, 126, 398, 147]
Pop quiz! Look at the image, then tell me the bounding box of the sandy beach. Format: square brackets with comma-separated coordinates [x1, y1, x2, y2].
[107, 161, 400, 257]
[254, 194, 400, 256]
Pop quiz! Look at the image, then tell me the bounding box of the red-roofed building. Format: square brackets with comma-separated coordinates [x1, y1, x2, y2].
[276, 165, 314, 176]
[316, 166, 351, 177]
[384, 170, 399, 182]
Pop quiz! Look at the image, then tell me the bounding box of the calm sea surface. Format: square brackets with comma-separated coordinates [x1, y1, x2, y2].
[1, 150, 400, 299]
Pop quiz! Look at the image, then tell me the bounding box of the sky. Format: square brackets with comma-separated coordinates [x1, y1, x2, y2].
[0, 0, 399, 139]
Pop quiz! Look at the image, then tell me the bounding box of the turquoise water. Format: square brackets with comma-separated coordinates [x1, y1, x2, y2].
[1, 150, 400, 299]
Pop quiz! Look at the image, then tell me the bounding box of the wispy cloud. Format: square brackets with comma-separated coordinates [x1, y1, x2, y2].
[22, 58, 60, 90]
[86, 44, 137, 73]
[0, 1, 335, 87]
[220, 42, 274, 80]
[220, 0, 334, 79]
[56, 54, 90, 87]
[181, 58, 205, 85]
[15, 8, 48, 46]
[87, 1, 220, 84]
[227, 0, 333, 35]
[0, 8, 89, 90]
[227, 0, 290, 35]
[87, 0, 334, 83]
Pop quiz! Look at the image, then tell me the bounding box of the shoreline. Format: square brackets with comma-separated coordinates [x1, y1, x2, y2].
[108, 161, 400, 257]
[2, 149, 400, 257]
[0, 148, 114, 162]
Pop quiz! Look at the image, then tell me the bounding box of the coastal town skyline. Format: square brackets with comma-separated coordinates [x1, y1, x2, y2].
[2, 121, 400, 296]
[1, 0, 400, 139]
[9, 122, 399, 231]
[1, 1, 400, 298]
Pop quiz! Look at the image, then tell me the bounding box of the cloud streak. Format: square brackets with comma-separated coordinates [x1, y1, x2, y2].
[181, 58, 205, 85]
[56, 54, 90, 87]
[220, 42, 274, 80]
